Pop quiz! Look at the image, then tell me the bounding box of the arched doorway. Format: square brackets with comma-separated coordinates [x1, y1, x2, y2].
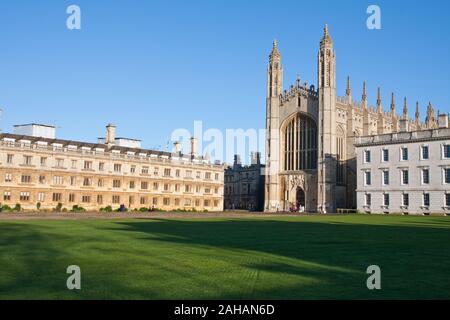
[296, 187, 305, 209]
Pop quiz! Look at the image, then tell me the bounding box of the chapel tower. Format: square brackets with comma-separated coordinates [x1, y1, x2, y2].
[317, 24, 337, 213]
[264, 40, 283, 211]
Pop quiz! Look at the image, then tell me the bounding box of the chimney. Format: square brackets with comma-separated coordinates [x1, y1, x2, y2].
[173, 141, 182, 154]
[233, 154, 242, 167]
[399, 118, 409, 132]
[251, 151, 261, 165]
[190, 137, 198, 157]
[106, 123, 116, 146]
[438, 113, 449, 129]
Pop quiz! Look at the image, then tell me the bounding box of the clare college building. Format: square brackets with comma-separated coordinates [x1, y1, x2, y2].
[264, 25, 450, 214]
[0, 123, 224, 211]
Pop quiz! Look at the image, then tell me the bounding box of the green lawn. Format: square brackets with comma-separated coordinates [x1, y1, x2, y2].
[0, 215, 449, 299]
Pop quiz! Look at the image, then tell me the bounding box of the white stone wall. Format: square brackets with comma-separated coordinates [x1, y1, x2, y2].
[356, 135, 450, 215]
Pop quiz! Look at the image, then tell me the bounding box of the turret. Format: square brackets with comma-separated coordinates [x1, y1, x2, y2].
[267, 39, 283, 98]
[318, 24, 336, 89]
[264, 39, 283, 211]
[317, 24, 337, 213]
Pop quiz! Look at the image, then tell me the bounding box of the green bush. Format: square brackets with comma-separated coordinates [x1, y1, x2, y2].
[36, 202, 41, 210]
[100, 205, 113, 212]
[0, 204, 12, 212]
[139, 207, 149, 212]
[53, 203, 63, 212]
[13, 203, 21, 212]
[173, 208, 203, 213]
[71, 205, 86, 213]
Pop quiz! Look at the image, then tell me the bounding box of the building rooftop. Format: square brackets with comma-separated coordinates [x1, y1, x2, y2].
[355, 127, 450, 147]
[13, 123, 56, 128]
[0, 132, 217, 165]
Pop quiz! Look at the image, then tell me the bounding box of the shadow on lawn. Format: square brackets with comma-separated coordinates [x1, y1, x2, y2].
[1, 218, 450, 299]
[0, 223, 78, 299]
[109, 218, 450, 299]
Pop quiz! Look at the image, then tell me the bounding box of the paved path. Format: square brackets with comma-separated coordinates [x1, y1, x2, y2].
[0, 211, 313, 220]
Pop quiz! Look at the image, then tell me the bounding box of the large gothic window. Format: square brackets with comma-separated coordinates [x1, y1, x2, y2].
[336, 126, 346, 185]
[283, 113, 318, 171]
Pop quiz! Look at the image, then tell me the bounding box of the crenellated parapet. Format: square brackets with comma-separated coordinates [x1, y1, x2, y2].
[280, 80, 318, 106]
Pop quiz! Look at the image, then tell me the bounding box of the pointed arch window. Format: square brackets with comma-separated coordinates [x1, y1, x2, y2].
[283, 114, 317, 171]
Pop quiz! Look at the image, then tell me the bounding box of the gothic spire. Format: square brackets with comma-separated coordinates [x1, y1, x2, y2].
[425, 101, 437, 129]
[426, 101, 435, 124]
[390, 92, 396, 115]
[346, 76, 351, 97]
[268, 39, 282, 98]
[403, 97, 408, 118]
[376, 87, 382, 113]
[415, 101, 420, 123]
[270, 39, 281, 59]
[427, 101, 434, 118]
[320, 23, 333, 47]
[362, 81, 367, 101]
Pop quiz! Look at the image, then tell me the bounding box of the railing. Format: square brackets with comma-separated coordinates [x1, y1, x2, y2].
[356, 128, 450, 145]
[0, 140, 223, 168]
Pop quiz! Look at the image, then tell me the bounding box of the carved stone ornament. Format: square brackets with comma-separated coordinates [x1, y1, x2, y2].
[288, 174, 305, 190]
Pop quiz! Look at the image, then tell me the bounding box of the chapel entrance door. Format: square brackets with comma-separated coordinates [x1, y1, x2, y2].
[296, 187, 305, 210]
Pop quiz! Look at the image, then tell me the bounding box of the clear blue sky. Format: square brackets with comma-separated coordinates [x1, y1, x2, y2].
[0, 0, 449, 164]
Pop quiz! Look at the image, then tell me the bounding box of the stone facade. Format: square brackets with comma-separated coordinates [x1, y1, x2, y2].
[264, 25, 443, 213]
[224, 152, 265, 211]
[355, 117, 450, 215]
[0, 124, 224, 212]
